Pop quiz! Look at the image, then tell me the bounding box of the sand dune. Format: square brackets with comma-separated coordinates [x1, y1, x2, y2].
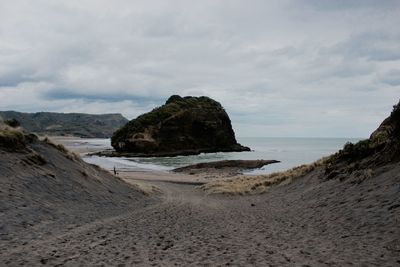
[1, 104, 400, 266]
[0, 129, 151, 263]
[2, 165, 399, 266]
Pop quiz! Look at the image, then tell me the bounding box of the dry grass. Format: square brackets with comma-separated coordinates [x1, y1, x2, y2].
[0, 121, 22, 133]
[0, 122, 28, 149]
[42, 136, 81, 162]
[125, 181, 161, 196]
[200, 157, 330, 195]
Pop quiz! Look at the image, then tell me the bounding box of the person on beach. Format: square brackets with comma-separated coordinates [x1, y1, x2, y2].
[113, 166, 117, 176]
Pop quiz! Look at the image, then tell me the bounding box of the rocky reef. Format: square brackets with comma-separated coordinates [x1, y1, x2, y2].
[173, 160, 280, 172]
[111, 95, 250, 156]
[173, 160, 279, 176]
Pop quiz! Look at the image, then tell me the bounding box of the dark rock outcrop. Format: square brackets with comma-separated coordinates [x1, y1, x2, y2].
[0, 111, 128, 138]
[173, 160, 280, 173]
[111, 95, 250, 156]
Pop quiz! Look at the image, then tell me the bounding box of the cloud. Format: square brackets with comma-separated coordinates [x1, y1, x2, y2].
[0, 0, 399, 137]
[379, 70, 400, 86]
[300, 0, 400, 11]
[329, 32, 400, 62]
[44, 89, 165, 105]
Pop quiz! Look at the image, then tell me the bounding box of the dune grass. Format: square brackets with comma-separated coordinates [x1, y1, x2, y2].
[200, 157, 329, 195]
[0, 122, 28, 149]
[127, 181, 162, 196]
[42, 136, 81, 162]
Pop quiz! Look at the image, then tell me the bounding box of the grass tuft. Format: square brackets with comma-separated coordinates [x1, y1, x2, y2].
[0, 122, 28, 150]
[42, 136, 81, 162]
[201, 157, 329, 195]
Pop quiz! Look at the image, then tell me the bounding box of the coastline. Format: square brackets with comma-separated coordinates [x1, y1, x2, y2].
[2, 133, 399, 266]
[49, 136, 250, 186]
[50, 136, 358, 176]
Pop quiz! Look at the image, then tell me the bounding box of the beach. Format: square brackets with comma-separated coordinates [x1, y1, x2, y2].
[52, 136, 360, 173]
[1, 137, 391, 266]
[2, 155, 398, 266]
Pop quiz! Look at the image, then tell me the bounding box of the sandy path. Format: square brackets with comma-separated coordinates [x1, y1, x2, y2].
[2, 167, 399, 267]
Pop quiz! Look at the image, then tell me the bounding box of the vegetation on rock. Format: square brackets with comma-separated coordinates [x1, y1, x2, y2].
[111, 95, 249, 156]
[329, 100, 400, 165]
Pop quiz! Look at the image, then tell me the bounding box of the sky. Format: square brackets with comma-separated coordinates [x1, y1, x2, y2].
[0, 0, 399, 138]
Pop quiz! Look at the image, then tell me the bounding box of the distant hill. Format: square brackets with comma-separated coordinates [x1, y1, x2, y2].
[0, 111, 128, 138]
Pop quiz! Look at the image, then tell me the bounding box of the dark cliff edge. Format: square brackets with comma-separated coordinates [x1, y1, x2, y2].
[324, 100, 400, 180]
[110, 95, 250, 157]
[0, 111, 128, 138]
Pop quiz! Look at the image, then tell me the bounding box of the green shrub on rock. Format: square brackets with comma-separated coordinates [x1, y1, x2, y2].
[111, 95, 249, 156]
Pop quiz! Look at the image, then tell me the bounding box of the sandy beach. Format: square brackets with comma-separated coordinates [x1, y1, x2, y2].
[1, 135, 399, 266]
[3, 166, 399, 266]
[0, 131, 400, 266]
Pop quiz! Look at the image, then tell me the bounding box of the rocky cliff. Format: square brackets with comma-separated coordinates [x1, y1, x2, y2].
[0, 111, 128, 138]
[111, 95, 249, 156]
[325, 100, 400, 178]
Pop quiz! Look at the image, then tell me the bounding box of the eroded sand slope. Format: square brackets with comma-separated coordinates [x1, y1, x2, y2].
[1, 163, 399, 266]
[0, 133, 151, 263]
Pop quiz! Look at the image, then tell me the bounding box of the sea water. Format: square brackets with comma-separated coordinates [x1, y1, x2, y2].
[77, 137, 362, 175]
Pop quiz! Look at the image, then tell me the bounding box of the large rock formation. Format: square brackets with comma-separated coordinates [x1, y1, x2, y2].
[0, 111, 128, 138]
[111, 95, 250, 156]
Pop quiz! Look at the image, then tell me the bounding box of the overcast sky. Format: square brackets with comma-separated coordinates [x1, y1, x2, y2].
[0, 0, 399, 137]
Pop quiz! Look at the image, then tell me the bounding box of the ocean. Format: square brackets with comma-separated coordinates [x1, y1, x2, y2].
[77, 137, 362, 175]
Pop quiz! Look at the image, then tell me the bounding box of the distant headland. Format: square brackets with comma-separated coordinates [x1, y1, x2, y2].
[0, 111, 128, 138]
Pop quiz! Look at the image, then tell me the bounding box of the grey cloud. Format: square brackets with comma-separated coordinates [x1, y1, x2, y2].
[43, 89, 165, 105]
[379, 70, 400, 86]
[329, 33, 400, 62]
[0, 0, 399, 137]
[0, 72, 34, 87]
[301, 0, 400, 10]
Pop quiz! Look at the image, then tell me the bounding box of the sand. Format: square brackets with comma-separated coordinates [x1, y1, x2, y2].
[46, 136, 110, 154]
[1, 138, 399, 266]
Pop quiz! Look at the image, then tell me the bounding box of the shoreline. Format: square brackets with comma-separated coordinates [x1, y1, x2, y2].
[49, 135, 359, 176]
[50, 136, 277, 184]
[2, 131, 399, 266]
